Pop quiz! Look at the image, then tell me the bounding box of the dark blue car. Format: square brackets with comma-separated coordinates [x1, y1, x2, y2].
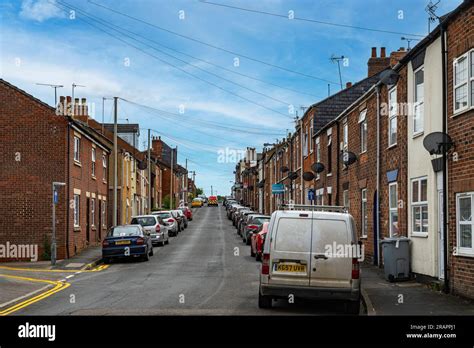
[102, 225, 153, 263]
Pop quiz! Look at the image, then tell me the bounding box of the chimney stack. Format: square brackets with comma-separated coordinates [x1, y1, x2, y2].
[346, 82, 352, 88]
[390, 47, 407, 67]
[367, 46, 391, 77]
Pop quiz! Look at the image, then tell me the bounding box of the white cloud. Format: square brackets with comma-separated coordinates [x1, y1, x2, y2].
[19, 0, 64, 22]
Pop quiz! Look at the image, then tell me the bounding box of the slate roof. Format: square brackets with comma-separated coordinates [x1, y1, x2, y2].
[103, 123, 140, 134]
[308, 73, 382, 134]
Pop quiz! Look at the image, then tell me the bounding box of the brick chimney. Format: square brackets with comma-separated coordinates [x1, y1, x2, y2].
[73, 98, 90, 125]
[346, 82, 352, 88]
[390, 47, 407, 67]
[367, 47, 391, 77]
[151, 136, 163, 160]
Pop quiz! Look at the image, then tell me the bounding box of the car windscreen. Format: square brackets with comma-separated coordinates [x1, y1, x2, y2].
[109, 226, 142, 237]
[252, 217, 271, 225]
[130, 217, 156, 226]
[156, 212, 171, 219]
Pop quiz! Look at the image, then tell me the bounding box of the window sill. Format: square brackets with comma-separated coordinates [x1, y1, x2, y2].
[411, 232, 428, 238]
[412, 131, 424, 139]
[92, 176, 97, 180]
[387, 143, 397, 150]
[74, 161, 82, 167]
[74, 226, 81, 232]
[360, 150, 367, 155]
[454, 250, 474, 258]
[452, 106, 473, 118]
[360, 236, 368, 240]
[327, 173, 332, 177]
[103, 180, 107, 184]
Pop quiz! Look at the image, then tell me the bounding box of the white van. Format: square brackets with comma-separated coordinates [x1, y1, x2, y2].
[258, 205, 361, 314]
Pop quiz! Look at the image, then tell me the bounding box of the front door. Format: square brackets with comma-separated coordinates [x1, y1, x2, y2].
[438, 190, 445, 280]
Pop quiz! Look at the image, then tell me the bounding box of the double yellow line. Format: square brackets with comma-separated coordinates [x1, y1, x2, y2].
[0, 274, 70, 316]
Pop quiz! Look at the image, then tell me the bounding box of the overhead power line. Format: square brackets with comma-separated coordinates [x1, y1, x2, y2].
[198, 0, 426, 38]
[53, 1, 294, 119]
[87, 0, 340, 84]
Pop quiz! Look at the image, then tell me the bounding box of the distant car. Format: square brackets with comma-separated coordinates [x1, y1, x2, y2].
[180, 206, 193, 221]
[102, 225, 153, 263]
[242, 215, 271, 245]
[251, 222, 269, 261]
[171, 210, 186, 231]
[208, 195, 218, 206]
[152, 211, 179, 236]
[237, 211, 256, 236]
[130, 215, 169, 246]
[192, 198, 203, 208]
[175, 209, 188, 228]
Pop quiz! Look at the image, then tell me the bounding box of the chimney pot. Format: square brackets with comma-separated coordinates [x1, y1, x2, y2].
[371, 47, 377, 58]
[346, 82, 352, 88]
[81, 98, 86, 104]
[381, 47, 386, 58]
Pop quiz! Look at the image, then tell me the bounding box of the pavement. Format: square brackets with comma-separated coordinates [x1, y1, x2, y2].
[361, 263, 474, 315]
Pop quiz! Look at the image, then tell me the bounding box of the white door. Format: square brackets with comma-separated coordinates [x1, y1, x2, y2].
[438, 190, 445, 280]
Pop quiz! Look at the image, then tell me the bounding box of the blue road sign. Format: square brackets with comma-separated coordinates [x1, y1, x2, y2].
[272, 184, 285, 194]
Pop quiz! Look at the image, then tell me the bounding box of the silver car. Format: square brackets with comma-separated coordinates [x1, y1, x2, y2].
[130, 215, 169, 246]
[152, 211, 179, 236]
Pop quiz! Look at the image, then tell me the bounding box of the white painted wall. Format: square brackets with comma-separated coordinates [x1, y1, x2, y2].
[407, 36, 443, 278]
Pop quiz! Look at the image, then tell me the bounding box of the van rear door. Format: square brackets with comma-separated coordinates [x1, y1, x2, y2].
[269, 215, 311, 287]
[310, 217, 352, 288]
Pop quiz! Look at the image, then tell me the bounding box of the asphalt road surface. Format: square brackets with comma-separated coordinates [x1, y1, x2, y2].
[13, 205, 364, 315]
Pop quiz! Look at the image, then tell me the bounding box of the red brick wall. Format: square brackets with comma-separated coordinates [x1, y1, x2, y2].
[0, 81, 68, 261]
[446, 2, 474, 299]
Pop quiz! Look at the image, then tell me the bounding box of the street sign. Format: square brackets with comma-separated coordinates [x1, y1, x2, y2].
[53, 190, 59, 204]
[272, 183, 285, 194]
[308, 189, 315, 201]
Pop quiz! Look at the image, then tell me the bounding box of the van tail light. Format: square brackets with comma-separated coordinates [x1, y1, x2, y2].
[352, 258, 360, 279]
[136, 237, 145, 245]
[102, 240, 109, 247]
[155, 225, 161, 233]
[262, 253, 270, 275]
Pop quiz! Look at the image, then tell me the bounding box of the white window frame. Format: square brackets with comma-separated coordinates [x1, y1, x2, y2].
[361, 188, 367, 238]
[101, 200, 107, 228]
[102, 153, 107, 181]
[309, 124, 314, 153]
[91, 148, 96, 177]
[73, 194, 80, 227]
[413, 66, 424, 136]
[359, 110, 367, 153]
[453, 50, 473, 115]
[327, 132, 332, 175]
[315, 136, 320, 179]
[91, 198, 95, 227]
[74, 136, 80, 163]
[389, 182, 399, 237]
[303, 128, 308, 157]
[411, 177, 428, 236]
[342, 119, 348, 150]
[456, 192, 474, 256]
[388, 87, 398, 147]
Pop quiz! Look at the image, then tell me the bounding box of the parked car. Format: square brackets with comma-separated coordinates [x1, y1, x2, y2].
[258, 207, 361, 314]
[237, 211, 256, 236]
[172, 210, 186, 231]
[251, 222, 269, 261]
[152, 211, 179, 236]
[192, 198, 203, 208]
[242, 215, 270, 244]
[208, 195, 218, 206]
[234, 207, 251, 227]
[180, 206, 193, 221]
[130, 215, 169, 246]
[227, 204, 240, 219]
[102, 225, 153, 263]
[175, 209, 188, 228]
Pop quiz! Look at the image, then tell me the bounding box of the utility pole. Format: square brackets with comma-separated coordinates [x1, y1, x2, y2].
[170, 147, 174, 209]
[147, 128, 151, 213]
[211, 185, 213, 196]
[36, 83, 63, 106]
[330, 55, 345, 90]
[113, 97, 118, 226]
[51, 182, 65, 265]
[185, 158, 188, 204]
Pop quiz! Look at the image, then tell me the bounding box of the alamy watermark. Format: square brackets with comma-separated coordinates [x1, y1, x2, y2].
[0, 242, 38, 261]
[324, 241, 365, 262]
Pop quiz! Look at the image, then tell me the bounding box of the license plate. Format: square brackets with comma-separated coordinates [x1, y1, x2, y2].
[115, 240, 131, 245]
[275, 263, 306, 273]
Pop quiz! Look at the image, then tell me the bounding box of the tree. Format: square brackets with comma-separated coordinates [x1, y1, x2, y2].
[195, 187, 204, 196]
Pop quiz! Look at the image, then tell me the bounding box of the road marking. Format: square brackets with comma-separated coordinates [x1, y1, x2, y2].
[0, 274, 71, 316]
[0, 264, 109, 273]
[0, 284, 52, 309]
[65, 275, 75, 279]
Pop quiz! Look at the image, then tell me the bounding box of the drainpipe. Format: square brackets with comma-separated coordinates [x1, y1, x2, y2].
[66, 122, 71, 259]
[300, 119, 304, 204]
[376, 85, 381, 267]
[441, 22, 450, 294]
[335, 122, 340, 205]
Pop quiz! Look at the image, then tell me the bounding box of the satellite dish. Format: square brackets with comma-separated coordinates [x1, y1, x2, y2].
[303, 171, 315, 181]
[340, 151, 357, 166]
[379, 69, 399, 86]
[423, 132, 454, 155]
[288, 171, 298, 180]
[137, 161, 147, 170]
[311, 162, 325, 173]
[281, 166, 289, 173]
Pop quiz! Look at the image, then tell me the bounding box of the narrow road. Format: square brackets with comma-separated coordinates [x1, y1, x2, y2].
[13, 206, 362, 315]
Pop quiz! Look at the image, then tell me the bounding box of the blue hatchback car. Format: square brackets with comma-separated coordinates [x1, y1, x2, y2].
[102, 225, 153, 263]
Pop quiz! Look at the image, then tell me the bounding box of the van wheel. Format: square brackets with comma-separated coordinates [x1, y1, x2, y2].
[258, 290, 272, 309]
[345, 300, 360, 315]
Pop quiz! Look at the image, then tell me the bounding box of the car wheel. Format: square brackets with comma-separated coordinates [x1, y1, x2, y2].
[149, 247, 154, 256]
[345, 300, 360, 315]
[258, 289, 272, 309]
[143, 249, 150, 262]
[255, 253, 261, 261]
[250, 248, 255, 257]
[165, 238, 170, 245]
[159, 241, 165, 247]
[103, 257, 111, 264]
[246, 238, 251, 246]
